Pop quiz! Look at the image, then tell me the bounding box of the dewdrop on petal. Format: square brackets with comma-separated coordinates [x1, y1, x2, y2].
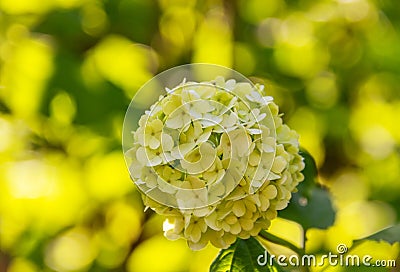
[123, 65, 304, 250]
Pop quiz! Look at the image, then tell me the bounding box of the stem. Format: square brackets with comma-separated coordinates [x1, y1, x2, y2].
[258, 230, 305, 256]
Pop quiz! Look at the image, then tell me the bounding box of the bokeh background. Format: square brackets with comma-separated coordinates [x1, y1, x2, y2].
[1, 0, 400, 271]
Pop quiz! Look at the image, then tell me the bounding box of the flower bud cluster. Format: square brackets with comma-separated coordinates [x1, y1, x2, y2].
[127, 77, 304, 250]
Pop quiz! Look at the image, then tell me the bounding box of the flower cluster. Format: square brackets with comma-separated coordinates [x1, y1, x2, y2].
[127, 76, 304, 250]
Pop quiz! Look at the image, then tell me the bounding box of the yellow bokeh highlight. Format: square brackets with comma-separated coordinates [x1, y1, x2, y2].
[330, 170, 369, 209]
[361, 154, 400, 199]
[45, 228, 96, 271]
[233, 42, 256, 75]
[7, 258, 38, 272]
[314, 200, 396, 256]
[50, 91, 76, 125]
[260, 218, 304, 259]
[0, 116, 13, 152]
[84, 152, 133, 201]
[159, 7, 197, 49]
[127, 235, 190, 272]
[306, 72, 339, 109]
[91, 35, 157, 97]
[307, 2, 336, 22]
[65, 128, 106, 158]
[239, 0, 283, 24]
[256, 18, 282, 48]
[94, 230, 130, 269]
[81, 3, 108, 37]
[305, 228, 327, 254]
[335, 201, 396, 240]
[158, 0, 197, 10]
[350, 74, 400, 159]
[0, 156, 88, 251]
[0, 115, 29, 157]
[192, 9, 233, 67]
[288, 107, 325, 167]
[339, 0, 371, 22]
[351, 99, 400, 159]
[189, 244, 220, 272]
[1, 32, 53, 120]
[0, 0, 84, 13]
[274, 42, 330, 79]
[278, 13, 314, 46]
[0, 0, 53, 14]
[268, 217, 304, 251]
[53, 0, 83, 9]
[349, 240, 399, 265]
[6, 159, 57, 199]
[105, 201, 142, 247]
[272, 13, 330, 78]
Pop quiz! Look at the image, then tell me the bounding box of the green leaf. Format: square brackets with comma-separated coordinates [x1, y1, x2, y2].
[355, 224, 400, 244]
[210, 237, 285, 272]
[279, 149, 335, 230]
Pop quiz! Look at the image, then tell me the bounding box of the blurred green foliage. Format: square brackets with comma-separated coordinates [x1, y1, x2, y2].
[0, 0, 400, 271]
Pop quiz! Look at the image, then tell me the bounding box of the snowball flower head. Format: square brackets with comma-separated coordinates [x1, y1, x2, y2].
[126, 76, 304, 250]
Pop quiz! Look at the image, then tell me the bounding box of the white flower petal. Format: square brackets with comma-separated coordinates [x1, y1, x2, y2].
[148, 136, 160, 149]
[247, 128, 262, 135]
[161, 133, 174, 151]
